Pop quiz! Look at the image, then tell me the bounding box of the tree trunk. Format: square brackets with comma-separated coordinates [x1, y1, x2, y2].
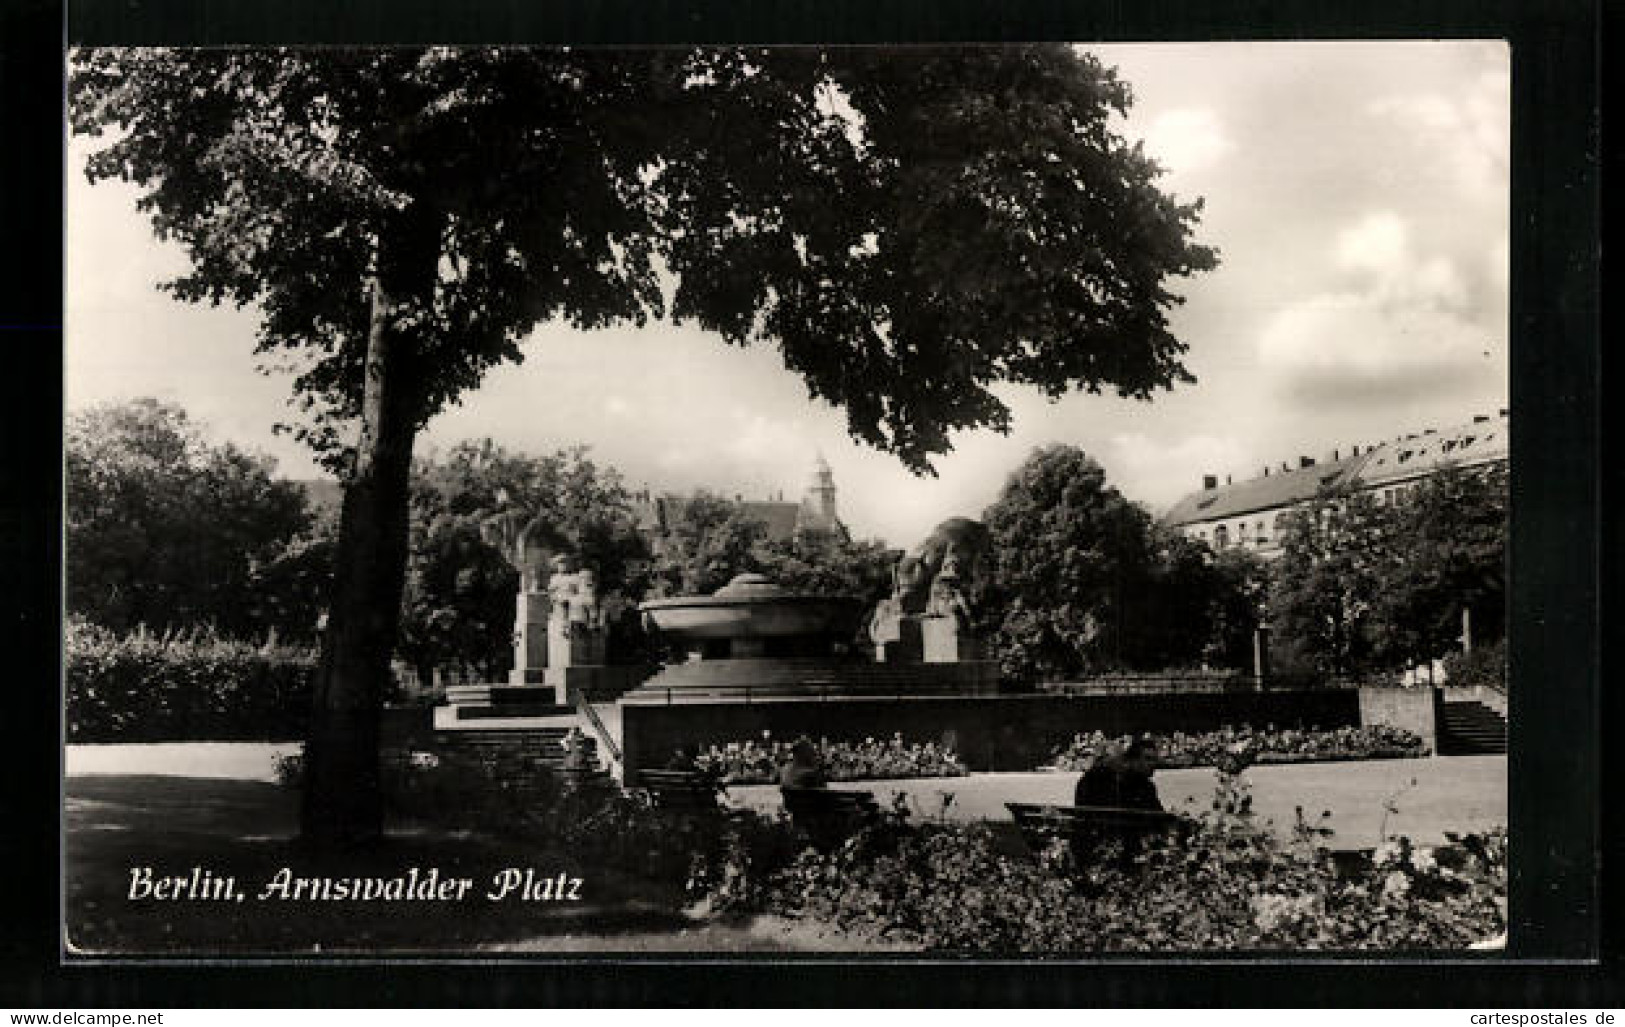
[301, 204, 440, 849]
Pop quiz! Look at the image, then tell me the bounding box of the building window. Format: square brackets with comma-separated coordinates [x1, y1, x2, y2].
[1214, 525, 1229, 549]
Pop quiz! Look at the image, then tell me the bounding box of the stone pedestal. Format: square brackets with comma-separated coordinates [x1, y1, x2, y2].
[509, 590, 550, 685]
[544, 665, 651, 705]
[921, 616, 980, 663]
[548, 618, 608, 669]
[876, 616, 924, 663]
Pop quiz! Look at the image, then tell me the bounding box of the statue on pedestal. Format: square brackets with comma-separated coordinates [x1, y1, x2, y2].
[547, 556, 609, 668]
[869, 517, 990, 662]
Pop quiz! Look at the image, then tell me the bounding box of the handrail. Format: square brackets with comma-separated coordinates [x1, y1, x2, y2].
[637, 681, 1001, 705]
[573, 691, 622, 767]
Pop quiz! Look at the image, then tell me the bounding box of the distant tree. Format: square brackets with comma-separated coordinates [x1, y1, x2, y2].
[1133, 528, 1267, 672]
[1204, 547, 1271, 669]
[1267, 487, 1394, 678]
[396, 515, 517, 685]
[646, 494, 769, 597]
[1267, 466, 1507, 679]
[1371, 464, 1508, 667]
[754, 531, 898, 607]
[66, 398, 312, 637]
[244, 530, 338, 647]
[978, 445, 1160, 681]
[415, 440, 647, 597]
[72, 45, 1216, 847]
[402, 441, 648, 677]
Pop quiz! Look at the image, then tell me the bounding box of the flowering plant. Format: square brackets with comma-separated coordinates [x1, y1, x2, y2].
[694, 733, 967, 783]
[1050, 724, 1426, 772]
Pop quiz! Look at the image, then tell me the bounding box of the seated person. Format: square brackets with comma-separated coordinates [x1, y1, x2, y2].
[778, 738, 828, 790]
[1074, 737, 1162, 811]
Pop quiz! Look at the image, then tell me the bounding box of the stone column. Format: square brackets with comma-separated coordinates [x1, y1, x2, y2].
[510, 590, 551, 684]
[921, 615, 979, 663]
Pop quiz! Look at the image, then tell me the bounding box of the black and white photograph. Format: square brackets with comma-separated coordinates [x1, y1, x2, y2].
[61, 39, 1520, 958]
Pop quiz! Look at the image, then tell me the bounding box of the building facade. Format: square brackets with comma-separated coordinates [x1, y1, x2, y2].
[632, 454, 845, 553]
[1161, 410, 1508, 558]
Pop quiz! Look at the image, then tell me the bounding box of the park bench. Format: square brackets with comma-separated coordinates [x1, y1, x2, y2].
[637, 769, 725, 812]
[1005, 802, 1183, 859]
[781, 786, 881, 848]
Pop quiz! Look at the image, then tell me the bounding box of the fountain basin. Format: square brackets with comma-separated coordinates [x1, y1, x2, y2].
[639, 573, 864, 643]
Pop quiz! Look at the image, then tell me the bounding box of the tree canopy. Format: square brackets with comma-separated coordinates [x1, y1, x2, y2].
[977, 445, 1157, 680]
[65, 398, 312, 637]
[400, 441, 649, 677]
[977, 444, 1264, 681]
[70, 46, 1215, 473]
[1269, 467, 1507, 677]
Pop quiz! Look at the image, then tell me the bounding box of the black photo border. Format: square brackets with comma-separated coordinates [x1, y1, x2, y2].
[2, 0, 1611, 1007]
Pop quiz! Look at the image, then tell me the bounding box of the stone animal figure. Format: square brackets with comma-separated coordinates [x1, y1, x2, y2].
[895, 516, 990, 615]
[868, 517, 990, 647]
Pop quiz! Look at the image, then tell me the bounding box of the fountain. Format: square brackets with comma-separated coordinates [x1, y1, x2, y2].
[622, 570, 997, 705]
[640, 573, 864, 659]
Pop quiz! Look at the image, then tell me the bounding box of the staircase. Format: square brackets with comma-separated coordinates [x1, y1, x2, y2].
[622, 655, 997, 703]
[1438, 699, 1507, 755]
[434, 726, 600, 772]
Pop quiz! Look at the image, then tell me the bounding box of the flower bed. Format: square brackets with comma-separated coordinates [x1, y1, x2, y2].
[694, 734, 967, 784]
[1049, 724, 1426, 771]
[689, 764, 1505, 952]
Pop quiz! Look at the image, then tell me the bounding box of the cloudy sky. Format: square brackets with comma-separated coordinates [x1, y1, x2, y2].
[65, 41, 1509, 549]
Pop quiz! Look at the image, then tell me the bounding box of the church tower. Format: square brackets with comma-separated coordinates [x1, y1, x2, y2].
[796, 453, 840, 536]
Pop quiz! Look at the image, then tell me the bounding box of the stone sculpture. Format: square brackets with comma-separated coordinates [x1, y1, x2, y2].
[869, 516, 990, 661]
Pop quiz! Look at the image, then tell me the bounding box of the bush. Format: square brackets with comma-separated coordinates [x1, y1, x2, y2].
[694, 734, 968, 784]
[1049, 724, 1426, 771]
[1442, 639, 1506, 692]
[699, 765, 1505, 952]
[65, 619, 317, 742]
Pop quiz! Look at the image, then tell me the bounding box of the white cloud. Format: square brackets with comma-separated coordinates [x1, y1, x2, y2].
[1258, 294, 1486, 376]
[1255, 209, 1500, 408]
[1487, 235, 1510, 293]
[1335, 211, 1409, 273]
[1367, 67, 1509, 196]
[1140, 108, 1233, 178]
[1108, 432, 1250, 511]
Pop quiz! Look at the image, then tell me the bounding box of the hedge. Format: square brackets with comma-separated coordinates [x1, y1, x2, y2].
[65, 620, 317, 742]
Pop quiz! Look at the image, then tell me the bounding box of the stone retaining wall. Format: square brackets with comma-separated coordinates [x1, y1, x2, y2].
[1356, 686, 1438, 752]
[619, 689, 1365, 784]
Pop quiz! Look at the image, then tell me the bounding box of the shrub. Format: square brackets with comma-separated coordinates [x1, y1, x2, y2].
[1049, 724, 1426, 771]
[65, 619, 317, 742]
[1442, 639, 1506, 692]
[693, 733, 967, 784]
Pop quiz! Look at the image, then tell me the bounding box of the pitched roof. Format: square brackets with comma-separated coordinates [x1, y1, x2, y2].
[631, 494, 805, 544]
[1356, 413, 1508, 487]
[1161, 452, 1370, 527]
[739, 500, 802, 542]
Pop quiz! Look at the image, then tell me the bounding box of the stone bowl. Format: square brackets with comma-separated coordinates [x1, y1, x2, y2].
[639, 573, 865, 641]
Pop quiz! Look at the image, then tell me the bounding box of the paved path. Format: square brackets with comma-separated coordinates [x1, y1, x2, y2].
[64, 744, 1505, 850]
[66, 742, 299, 782]
[725, 755, 1506, 850]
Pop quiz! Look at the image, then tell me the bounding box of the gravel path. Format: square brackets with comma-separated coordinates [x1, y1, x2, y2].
[723, 755, 1506, 849]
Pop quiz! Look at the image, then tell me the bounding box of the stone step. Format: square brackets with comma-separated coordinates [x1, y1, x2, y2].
[453, 704, 572, 720]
